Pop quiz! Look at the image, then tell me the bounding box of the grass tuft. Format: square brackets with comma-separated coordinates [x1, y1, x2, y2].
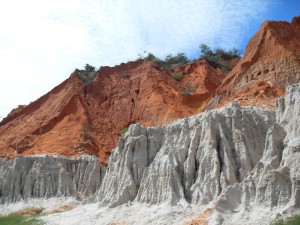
[0, 216, 43, 225]
[0, 208, 44, 225]
[271, 215, 300, 225]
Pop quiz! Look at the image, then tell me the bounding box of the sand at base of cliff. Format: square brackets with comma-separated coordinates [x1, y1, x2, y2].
[42, 200, 209, 225]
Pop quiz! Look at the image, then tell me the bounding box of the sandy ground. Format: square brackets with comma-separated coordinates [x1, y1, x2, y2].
[0, 198, 210, 225]
[2, 198, 299, 225]
[0, 198, 80, 216]
[42, 200, 210, 225]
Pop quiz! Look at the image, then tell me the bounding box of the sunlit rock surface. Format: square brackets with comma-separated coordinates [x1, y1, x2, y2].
[0, 155, 105, 204]
[1, 83, 300, 225]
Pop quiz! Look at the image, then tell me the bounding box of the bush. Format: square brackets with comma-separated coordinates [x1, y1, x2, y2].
[200, 44, 213, 56]
[183, 82, 193, 95]
[198, 43, 241, 71]
[160, 53, 188, 71]
[80, 122, 94, 141]
[119, 127, 128, 136]
[143, 53, 158, 61]
[172, 72, 184, 81]
[140, 52, 189, 72]
[77, 64, 97, 85]
[84, 64, 95, 72]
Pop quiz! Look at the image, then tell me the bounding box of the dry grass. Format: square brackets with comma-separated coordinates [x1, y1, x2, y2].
[48, 204, 76, 214]
[9, 208, 44, 217]
[185, 208, 212, 225]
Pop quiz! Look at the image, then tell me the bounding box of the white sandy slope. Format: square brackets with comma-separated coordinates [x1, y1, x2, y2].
[0, 197, 80, 216]
[41, 200, 210, 225]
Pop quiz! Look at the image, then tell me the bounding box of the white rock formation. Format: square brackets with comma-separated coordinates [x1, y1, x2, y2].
[0, 155, 105, 203]
[94, 83, 300, 224]
[210, 83, 300, 224]
[96, 102, 275, 207]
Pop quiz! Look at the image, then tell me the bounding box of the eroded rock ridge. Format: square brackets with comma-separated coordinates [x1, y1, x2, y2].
[0, 155, 105, 204]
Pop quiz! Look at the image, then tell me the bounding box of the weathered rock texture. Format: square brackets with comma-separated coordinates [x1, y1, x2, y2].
[96, 99, 275, 207]
[0, 155, 105, 204]
[0, 82, 299, 224]
[211, 83, 300, 224]
[0, 60, 224, 163]
[209, 16, 300, 109]
[174, 61, 226, 110]
[93, 82, 300, 224]
[1, 18, 300, 165]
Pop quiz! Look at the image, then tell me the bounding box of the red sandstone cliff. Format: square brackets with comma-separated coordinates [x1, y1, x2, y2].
[0, 60, 224, 163]
[209, 16, 300, 108]
[1, 17, 300, 163]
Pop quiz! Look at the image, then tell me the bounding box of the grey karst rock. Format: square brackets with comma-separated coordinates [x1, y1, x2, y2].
[0, 155, 105, 204]
[95, 102, 275, 207]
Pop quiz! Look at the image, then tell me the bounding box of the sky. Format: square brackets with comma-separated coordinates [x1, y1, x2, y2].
[0, 0, 299, 119]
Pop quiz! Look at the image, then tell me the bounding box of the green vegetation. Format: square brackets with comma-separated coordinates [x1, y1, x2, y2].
[199, 43, 241, 71]
[141, 52, 188, 72]
[82, 122, 94, 132]
[182, 82, 193, 96]
[271, 215, 300, 225]
[76, 63, 97, 85]
[80, 122, 95, 142]
[0, 208, 44, 225]
[159, 53, 188, 71]
[142, 53, 156, 61]
[119, 127, 128, 136]
[139, 44, 241, 81]
[84, 64, 95, 72]
[76, 45, 241, 84]
[0, 216, 43, 225]
[172, 72, 184, 81]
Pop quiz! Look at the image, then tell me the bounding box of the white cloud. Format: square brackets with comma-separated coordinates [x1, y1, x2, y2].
[0, 0, 272, 118]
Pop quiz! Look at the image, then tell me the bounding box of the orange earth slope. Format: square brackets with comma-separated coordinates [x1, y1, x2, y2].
[208, 16, 300, 109]
[1, 17, 300, 164]
[0, 60, 224, 163]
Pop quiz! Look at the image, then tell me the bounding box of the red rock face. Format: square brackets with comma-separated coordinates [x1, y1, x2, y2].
[209, 17, 300, 109]
[174, 61, 226, 109]
[0, 60, 224, 163]
[1, 17, 299, 164]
